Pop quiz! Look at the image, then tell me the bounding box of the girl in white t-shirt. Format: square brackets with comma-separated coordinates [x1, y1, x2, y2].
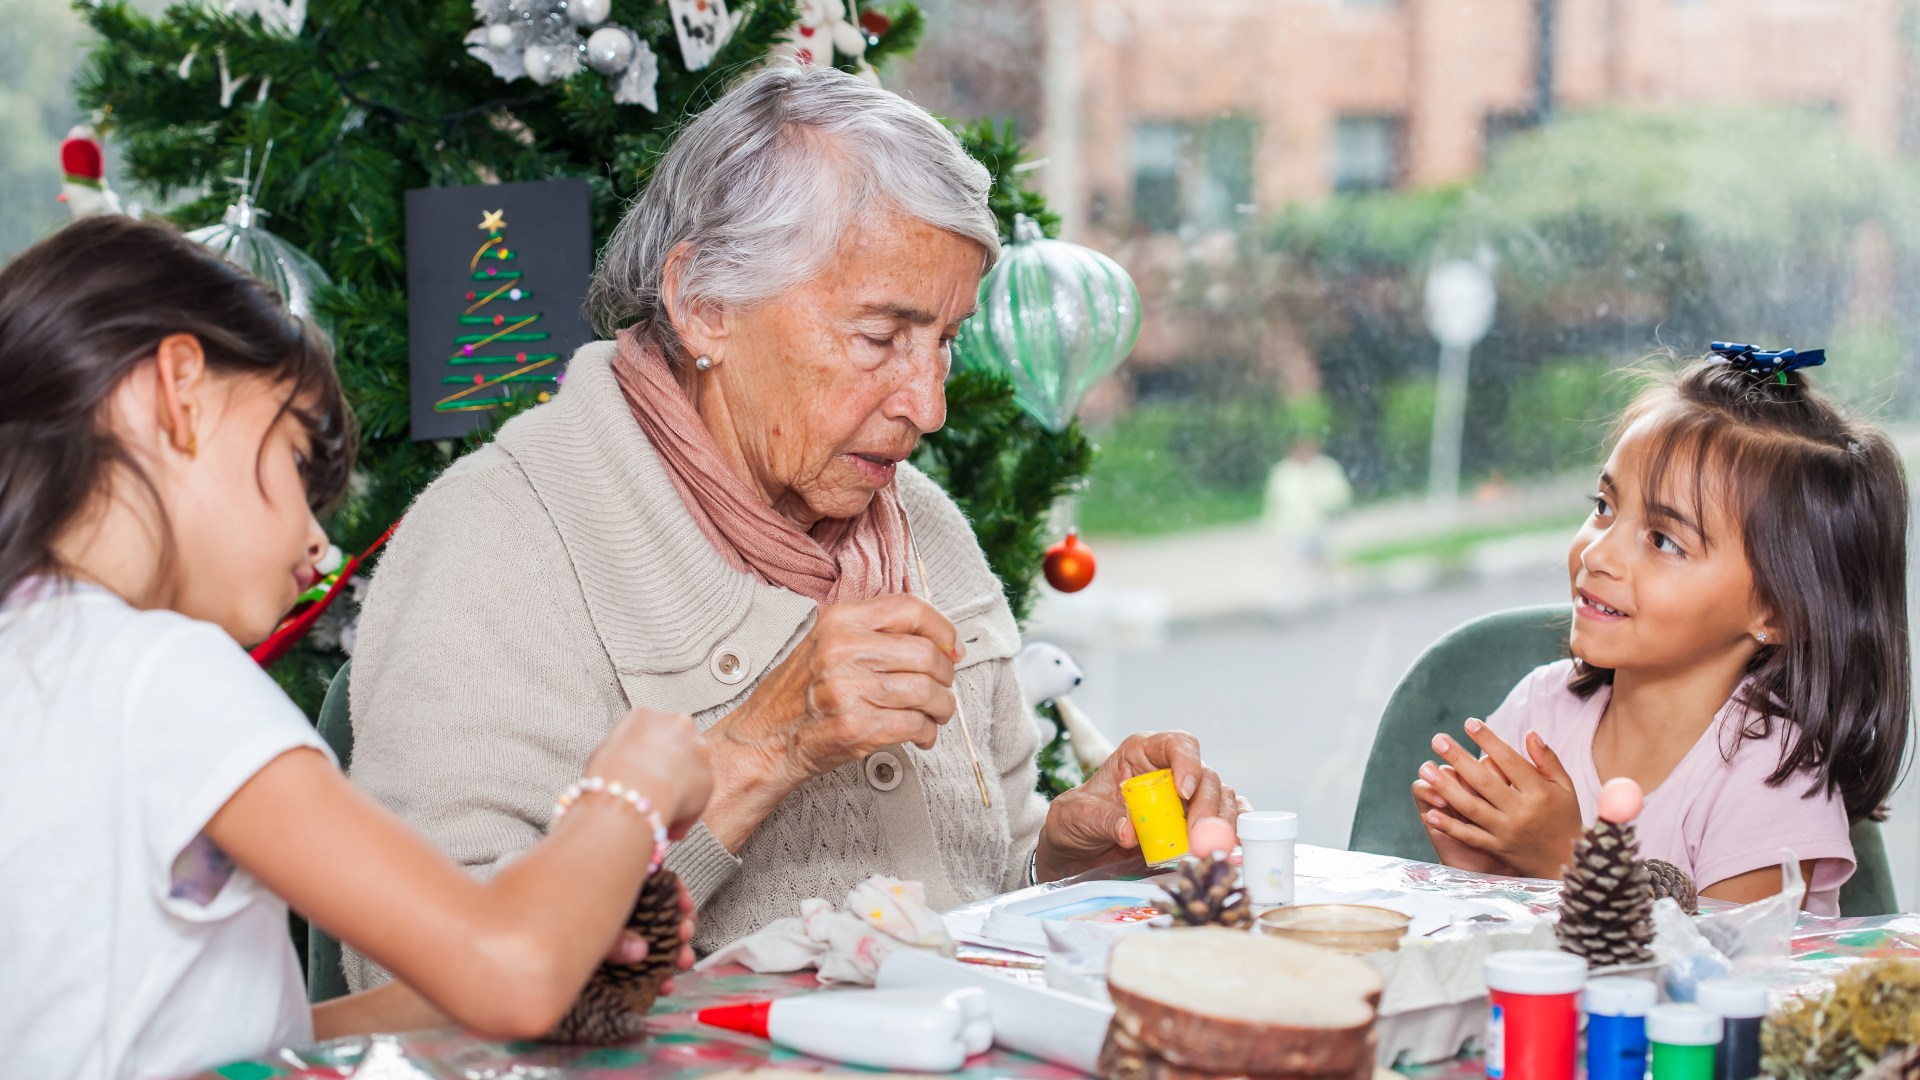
[0, 217, 715, 1080]
[1410, 345, 1910, 912]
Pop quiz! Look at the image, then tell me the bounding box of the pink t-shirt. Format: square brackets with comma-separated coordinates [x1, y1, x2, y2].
[1485, 659, 1855, 915]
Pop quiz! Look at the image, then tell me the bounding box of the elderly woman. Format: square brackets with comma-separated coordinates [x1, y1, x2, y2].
[342, 66, 1241, 987]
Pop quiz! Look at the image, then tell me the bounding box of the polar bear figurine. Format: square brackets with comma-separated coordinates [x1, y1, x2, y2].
[1013, 642, 1116, 774]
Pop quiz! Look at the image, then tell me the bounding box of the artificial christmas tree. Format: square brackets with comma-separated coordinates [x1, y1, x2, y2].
[76, 0, 1093, 713]
[1554, 778, 1656, 968]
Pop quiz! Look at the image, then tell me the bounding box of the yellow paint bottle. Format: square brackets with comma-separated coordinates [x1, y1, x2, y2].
[1121, 768, 1190, 867]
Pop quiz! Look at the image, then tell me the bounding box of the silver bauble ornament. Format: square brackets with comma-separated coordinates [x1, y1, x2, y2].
[585, 26, 634, 73]
[569, 0, 611, 28]
[522, 42, 554, 83]
[542, 36, 583, 81]
[185, 195, 331, 322]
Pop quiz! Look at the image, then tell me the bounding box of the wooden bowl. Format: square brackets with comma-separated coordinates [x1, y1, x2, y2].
[1257, 904, 1412, 955]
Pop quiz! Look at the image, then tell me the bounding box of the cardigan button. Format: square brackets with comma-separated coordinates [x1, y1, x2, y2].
[709, 643, 749, 685]
[864, 751, 903, 792]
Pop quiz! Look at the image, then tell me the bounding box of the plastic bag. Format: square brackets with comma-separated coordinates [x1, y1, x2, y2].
[1653, 853, 1804, 1001]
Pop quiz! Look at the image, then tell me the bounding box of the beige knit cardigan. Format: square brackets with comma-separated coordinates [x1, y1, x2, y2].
[341, 341, 1045, 990]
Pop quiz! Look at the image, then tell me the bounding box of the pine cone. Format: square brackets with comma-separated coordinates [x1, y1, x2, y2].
[1554, 819, 1654, 967]
[546, 869, 683, 1044]
[1645, 858, 1699, 915]
[1155, 852, 1252, 930]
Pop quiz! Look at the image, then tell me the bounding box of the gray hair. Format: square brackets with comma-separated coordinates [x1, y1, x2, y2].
[586, 65, 1000, 353]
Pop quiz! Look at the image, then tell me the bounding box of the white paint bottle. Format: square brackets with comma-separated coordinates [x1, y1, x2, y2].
[1237, 810, 1299, 907]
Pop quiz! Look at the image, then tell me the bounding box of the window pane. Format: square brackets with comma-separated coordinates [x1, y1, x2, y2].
[1332, 116, 1401, 193]
[1130, 121, 1188, 234]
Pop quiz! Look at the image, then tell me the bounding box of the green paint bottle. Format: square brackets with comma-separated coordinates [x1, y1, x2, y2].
[1650, 1003, 1723, 1080]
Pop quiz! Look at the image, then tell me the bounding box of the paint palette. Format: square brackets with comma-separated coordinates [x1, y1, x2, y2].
[982, 881, 1172, 951]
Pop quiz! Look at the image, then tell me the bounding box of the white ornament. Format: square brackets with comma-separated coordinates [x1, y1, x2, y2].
[522, 42, 554, 84]
[777, 0, 851, 70]
[545, 38, 583, 81]
[1014, 642, 1084, 713]
[216, 48, 251, 108]
[613, 38, 660, 110]
[58, 126, 124, 222]
[666, 0, 735, 70]
[1012, 642, 1115, 773]
[226, 0, 306, 37]
[568, 0, 610, 28]
[465, 25, 527, 80]
[467, 0, 653, 104]
[585, 26, 634, 74]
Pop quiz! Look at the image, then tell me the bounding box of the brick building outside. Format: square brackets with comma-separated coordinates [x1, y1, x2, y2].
[896, 0, 1915, 408]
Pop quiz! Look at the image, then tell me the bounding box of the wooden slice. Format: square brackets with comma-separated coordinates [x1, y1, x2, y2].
[1105, 927, 1383, 1078]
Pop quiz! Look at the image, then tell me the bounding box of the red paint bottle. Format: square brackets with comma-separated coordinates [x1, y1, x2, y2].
[1483, 951, 1588, 1080]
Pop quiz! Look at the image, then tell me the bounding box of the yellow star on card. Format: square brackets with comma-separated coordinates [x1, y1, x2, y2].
[477, 209, 507, 235]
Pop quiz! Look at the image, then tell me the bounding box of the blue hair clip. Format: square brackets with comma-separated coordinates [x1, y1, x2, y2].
[1710, 341, 1827, 384]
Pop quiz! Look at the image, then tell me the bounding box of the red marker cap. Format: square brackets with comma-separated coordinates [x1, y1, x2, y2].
[696, 1000, 775, 1038]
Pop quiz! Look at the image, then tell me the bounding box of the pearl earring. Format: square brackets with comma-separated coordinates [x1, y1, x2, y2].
[695, 356, 712, 371]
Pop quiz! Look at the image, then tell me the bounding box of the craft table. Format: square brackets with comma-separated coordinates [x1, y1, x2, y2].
[186, 846, 1920, 1080]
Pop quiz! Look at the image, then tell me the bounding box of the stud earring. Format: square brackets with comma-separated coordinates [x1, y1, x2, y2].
[1756, 631, 1769, 644]
[695, 356, 713, 371]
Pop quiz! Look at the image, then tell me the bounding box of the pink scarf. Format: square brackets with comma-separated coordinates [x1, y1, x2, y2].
[610, 329, 911, 606]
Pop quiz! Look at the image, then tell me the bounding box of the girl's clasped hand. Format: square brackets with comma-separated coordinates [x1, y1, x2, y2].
[1413, 719, 1582, 880]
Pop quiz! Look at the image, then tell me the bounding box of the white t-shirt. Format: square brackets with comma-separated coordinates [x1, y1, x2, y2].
[0, 582, 330, 1080]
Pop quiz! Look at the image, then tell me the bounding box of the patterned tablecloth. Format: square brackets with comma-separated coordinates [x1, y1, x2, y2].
[189, 846, 1920, 1080]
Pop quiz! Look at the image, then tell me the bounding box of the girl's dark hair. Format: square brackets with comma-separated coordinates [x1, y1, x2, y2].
[0, 215, 353, 604]
[1570, 355, 1911, 822]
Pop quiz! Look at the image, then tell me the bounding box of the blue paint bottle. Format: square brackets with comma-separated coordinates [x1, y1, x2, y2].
[1584, 977, 1657, 1080]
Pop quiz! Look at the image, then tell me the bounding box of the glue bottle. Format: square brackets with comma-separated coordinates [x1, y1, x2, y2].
[697, 987, 992, 1072]
[1695, 979, 1767, 1080]
[1649, 1003, 1723, 1080]
[1583, 977, 1656, 1080]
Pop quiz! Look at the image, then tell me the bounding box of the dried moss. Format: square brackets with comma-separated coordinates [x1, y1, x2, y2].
[1763, 960, 1920, 1080]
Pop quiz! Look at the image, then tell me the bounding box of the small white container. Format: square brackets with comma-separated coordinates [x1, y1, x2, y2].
[1237, 810, 1299, 907]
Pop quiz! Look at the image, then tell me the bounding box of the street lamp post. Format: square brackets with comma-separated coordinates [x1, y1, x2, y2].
[1423, 258, 1497, 513]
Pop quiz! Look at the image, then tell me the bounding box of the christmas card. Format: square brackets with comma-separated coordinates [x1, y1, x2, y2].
[404, 179, 595, 440]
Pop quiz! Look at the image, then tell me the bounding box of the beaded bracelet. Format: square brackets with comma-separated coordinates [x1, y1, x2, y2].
[553, 775, 670, 875]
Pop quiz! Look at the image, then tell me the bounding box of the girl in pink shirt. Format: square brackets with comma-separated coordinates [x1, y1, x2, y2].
[1411, 345, 1910, 914]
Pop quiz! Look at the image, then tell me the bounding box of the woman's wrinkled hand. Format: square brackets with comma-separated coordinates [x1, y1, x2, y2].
[701, 595, 962, 850]
[1035, 731, 1246, 882]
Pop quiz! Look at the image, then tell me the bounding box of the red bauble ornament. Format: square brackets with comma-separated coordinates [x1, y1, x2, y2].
[1043, 531, 1097, 593]
[858, 8, 891, 37]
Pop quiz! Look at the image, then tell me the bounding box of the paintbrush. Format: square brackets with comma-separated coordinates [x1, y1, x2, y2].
[912, 544, 992, 808]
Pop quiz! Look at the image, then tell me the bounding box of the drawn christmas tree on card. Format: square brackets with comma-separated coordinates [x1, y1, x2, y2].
[433, 208, 562, 416]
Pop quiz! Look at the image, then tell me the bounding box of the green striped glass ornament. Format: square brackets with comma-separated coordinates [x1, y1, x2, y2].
[954, 214, 1142, 432]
